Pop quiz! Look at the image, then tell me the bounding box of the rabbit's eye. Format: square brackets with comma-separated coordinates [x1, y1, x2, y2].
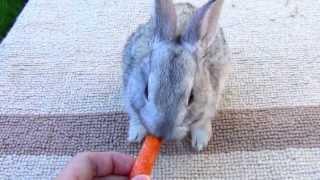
[188, 89, 194, 105]
[176, 35, 182, 44]
[144, 84, 148, 100]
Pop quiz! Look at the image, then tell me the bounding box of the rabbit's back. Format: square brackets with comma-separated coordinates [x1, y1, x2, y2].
[122, 21, 153, 88]
[205, 29, 231, 97]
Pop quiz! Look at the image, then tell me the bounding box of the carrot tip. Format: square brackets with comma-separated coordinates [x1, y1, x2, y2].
[130, 135, 162, 178]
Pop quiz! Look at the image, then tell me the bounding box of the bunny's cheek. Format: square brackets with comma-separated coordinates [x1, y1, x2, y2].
[176, 107, 188, 126]
[139, 103, 159, 134]
[129, 93, 146, 110]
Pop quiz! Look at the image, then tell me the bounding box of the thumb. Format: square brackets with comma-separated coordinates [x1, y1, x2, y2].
[131, 175, 151, 180]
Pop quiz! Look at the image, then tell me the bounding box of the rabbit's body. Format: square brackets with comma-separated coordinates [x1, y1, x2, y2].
[122, 1, 230, 151]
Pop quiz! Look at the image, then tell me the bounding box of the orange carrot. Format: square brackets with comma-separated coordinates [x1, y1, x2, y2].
[130, 135, 162, 179]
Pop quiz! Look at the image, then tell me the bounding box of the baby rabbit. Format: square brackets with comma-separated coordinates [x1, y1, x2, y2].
[122, 0, 230, 151]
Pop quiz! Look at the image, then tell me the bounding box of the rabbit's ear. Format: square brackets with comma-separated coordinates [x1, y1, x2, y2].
[182, 0, 224, 52]
[153, 0, 177, 42]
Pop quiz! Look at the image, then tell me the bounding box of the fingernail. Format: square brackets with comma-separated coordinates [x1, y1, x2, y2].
[132, 175, 151, 180]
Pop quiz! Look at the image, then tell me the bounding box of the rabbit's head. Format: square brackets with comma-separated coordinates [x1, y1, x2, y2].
[140, 0, 224, 140]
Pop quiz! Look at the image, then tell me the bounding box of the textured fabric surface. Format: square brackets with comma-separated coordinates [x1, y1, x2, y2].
[0, 0, 320, 179]
[1, 107, 320, 179]
[2, 149, 320, 180]
[1, 107, 320, 156]
[0, 0, 319, 114]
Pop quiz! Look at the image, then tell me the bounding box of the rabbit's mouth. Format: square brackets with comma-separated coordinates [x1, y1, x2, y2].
[139, 109, 189, 141]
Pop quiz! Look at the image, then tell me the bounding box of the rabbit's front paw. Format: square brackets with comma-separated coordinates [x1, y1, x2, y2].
[127, 124, 147, 143]
[191, 128, 211, 151]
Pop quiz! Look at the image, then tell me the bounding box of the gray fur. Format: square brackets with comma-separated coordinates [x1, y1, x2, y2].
[122, 0, 231, 151]
[153, 0, 177, 41]
[182, 0, 224, 50]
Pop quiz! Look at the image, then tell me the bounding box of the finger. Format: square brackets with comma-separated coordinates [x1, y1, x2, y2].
[56, 152, 97, 180]
[94, 175, 129, 180]
[94, 175, 150, 180]
[132, 175, 151, 180]
[86, 152, 135, 176]
[56, 152, 135, 180]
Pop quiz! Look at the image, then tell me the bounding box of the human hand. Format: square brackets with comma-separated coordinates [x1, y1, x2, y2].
[56, 151, 150, 180]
